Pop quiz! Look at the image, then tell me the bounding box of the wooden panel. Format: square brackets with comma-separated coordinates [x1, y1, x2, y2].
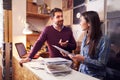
[4, 10, 12, 42]
[9, 11, 12, 42]
[27, 1, 33, 12]
[4, 10, 9, 42]
[27, 2, 38, 13]
[26, 33, 40, 49]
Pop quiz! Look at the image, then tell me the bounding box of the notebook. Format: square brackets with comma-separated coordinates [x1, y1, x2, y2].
[15, 42, 39, 59]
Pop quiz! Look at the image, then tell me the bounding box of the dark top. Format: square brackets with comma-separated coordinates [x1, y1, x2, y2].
[29, 25, 76, 59]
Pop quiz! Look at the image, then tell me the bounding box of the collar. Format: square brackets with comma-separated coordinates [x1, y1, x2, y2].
[53, 24, 64, 31]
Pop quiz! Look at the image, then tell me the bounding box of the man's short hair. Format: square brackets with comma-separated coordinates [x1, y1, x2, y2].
[50, 8, 62, 18]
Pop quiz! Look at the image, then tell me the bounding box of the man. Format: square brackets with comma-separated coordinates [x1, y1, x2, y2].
[19, 8, 76, 64]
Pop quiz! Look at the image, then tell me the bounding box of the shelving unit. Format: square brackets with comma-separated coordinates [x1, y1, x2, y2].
[26, 0, 50, 49]
[27, 12, 50, 19]
[26, 0, 49, 47]
[27, 1, 50, 19]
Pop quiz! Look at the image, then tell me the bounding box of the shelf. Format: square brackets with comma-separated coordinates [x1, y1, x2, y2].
[27, 1, 50, 19]
[26, 32, 40, 36]
[27, 12, 50, 19]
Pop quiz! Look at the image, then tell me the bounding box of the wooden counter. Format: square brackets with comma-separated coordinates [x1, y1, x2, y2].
[12, 56, 40, 80]
[0, 53, 2, 80]
[12, 56, 99, 80]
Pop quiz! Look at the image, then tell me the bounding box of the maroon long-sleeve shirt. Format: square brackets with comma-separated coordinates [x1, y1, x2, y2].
[29, 25, 76, 59]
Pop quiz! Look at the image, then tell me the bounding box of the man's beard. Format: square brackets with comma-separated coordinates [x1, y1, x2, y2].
[57, 20, 63, 26]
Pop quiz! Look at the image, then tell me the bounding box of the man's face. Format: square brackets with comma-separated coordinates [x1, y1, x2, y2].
[52, 12, 64, 27]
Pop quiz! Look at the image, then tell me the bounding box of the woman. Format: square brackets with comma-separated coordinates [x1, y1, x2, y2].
[69, 11, 110, 79]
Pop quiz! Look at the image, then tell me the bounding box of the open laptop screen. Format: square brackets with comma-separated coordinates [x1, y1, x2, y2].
[15, 43, 27, 58]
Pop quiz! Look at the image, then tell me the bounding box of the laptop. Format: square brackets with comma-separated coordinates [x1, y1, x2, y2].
[15, 42, 39, 59]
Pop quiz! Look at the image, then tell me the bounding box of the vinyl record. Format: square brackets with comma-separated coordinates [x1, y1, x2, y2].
[73, 5, 86, 24]
[74, 0, 85, 7]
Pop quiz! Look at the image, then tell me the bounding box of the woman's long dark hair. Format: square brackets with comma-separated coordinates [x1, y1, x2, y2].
[81, 11, 102, 58]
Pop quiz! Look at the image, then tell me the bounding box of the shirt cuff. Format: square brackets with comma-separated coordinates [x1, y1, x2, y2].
[83, 57, 89, 64]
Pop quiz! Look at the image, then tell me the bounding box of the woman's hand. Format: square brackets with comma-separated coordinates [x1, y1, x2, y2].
[69, 54, 85, 62]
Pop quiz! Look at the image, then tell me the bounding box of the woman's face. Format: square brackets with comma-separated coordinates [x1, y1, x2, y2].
[80, 16, 89, 31]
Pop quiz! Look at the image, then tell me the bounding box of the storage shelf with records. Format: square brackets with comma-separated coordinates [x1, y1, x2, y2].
[26, 0, 50, 49]
[27, 1, 50, 19]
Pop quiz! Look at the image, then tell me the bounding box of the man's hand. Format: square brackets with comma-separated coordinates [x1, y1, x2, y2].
[59, 39, 69, 47]
[19, 57, 31, 67]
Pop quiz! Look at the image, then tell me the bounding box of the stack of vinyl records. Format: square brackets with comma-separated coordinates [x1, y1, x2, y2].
[43, 57, 72, 74]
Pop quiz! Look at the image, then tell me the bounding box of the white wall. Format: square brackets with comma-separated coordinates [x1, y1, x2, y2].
[12, 0, 26, 55]
[0, 0, 3, 48]
[0, 0, 3, 69]
[50, 0, 62, 9]
[86, 0, 105, 20]
[107, 0, 120, 12]
[71, 24, 84, 41]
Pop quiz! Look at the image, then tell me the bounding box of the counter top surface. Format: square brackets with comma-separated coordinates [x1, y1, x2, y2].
[17, 57, 99, 80]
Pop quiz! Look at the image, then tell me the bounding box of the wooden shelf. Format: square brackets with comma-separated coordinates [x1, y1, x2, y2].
[27, 12, 50, 19]
[27, 1, 50, 19]
[26, 32, 40, 36]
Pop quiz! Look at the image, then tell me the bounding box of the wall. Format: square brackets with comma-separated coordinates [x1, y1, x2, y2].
[63, 10, 73, 25]
[45, 0, 62, 26]
[0, 0, 3, 48]
[107, 0, 120, 12]
[12, 0, 26, 55]
[44, 0, 51, 9]
[0, 1, 3, 79]
[86, 0, 105, 21]
[50, 0, 62, 9]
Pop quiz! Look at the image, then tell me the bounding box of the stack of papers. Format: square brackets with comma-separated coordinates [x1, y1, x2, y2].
[44, 57, 71, 64]
[43, 57, 72, 74]
[45, 64, 72, 74]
